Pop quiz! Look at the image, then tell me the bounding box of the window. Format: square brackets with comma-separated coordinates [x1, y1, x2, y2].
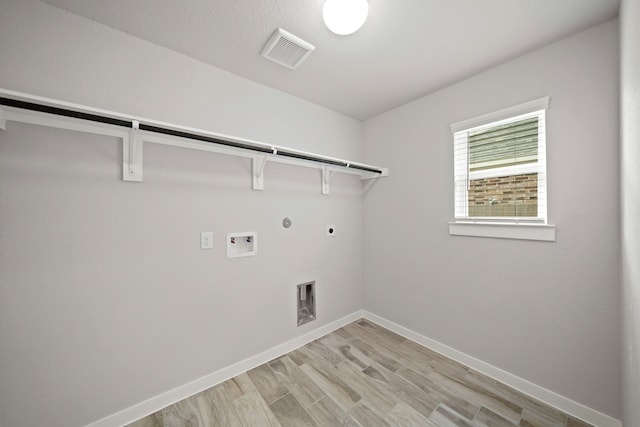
[449, 97, 555, 241]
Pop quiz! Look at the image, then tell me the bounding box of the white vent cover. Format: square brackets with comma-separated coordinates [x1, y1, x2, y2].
[261, 28, 315, 70]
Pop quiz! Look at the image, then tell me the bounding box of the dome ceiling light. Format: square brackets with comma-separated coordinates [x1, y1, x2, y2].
[322, 0, 369, 35]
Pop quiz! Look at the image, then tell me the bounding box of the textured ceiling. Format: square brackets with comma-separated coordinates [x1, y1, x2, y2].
[40, 0, 620, 120]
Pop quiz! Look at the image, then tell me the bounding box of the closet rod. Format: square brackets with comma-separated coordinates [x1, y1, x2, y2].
[0, 96, 383, 175]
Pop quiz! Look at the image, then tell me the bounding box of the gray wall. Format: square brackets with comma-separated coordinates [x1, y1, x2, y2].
[363, 20, 621, 418]
[621, 0, 640, 425]
[0, 1, 365, 426]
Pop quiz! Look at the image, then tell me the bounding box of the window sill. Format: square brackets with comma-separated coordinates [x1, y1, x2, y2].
[448, 221, 556, 242]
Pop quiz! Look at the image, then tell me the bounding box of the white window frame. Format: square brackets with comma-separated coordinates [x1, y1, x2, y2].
[449, 97, 556, 242]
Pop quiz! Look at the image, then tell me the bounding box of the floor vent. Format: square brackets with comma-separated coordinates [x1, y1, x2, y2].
[261, 28, 315, 70]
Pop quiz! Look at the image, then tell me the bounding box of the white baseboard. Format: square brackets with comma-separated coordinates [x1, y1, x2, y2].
[362, 311, 622, 427]
[87, 310, 363, 427]
[88, 309, 621, 427]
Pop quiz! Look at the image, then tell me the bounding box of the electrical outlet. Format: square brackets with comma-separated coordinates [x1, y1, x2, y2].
[326, 225, 336, 236]
[200, 232, 213, 249]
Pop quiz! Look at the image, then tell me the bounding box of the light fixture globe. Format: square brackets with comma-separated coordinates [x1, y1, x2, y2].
[323, 0, 369, 35]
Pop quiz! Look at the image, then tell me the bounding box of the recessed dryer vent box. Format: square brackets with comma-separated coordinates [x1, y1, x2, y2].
[226, 232, 257, 259]
[297, 281, 316, 326]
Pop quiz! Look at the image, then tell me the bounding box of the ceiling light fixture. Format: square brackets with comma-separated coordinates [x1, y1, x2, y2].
[322, 0, 368, 35]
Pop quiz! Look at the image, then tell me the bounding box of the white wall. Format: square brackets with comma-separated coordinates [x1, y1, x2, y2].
[363, 20, 621, 418]
[0, 1, 365, 426]
[620, 0, 640, 425]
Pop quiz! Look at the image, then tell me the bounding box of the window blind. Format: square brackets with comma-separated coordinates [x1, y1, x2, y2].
[469, 117, 538, 171]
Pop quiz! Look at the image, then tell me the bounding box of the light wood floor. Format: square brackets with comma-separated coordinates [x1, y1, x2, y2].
[128, 319, 593, 427]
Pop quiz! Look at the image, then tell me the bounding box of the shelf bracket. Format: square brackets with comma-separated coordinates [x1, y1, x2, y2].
[0, 109, 5, 131]
[123, 120, 143, 182]
[322, 166, 336, 195]
[252, 154, 268, 191]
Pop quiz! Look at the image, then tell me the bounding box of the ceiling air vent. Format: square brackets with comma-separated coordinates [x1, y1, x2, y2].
[261, 28, 315, 70]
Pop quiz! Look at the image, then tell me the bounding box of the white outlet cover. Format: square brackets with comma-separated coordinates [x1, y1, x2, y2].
[200, 232, 213, 249]
[326, 225, 336, 236]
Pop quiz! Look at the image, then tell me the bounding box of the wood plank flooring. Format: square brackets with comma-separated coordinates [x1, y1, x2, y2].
[127, 319, 593, 427]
